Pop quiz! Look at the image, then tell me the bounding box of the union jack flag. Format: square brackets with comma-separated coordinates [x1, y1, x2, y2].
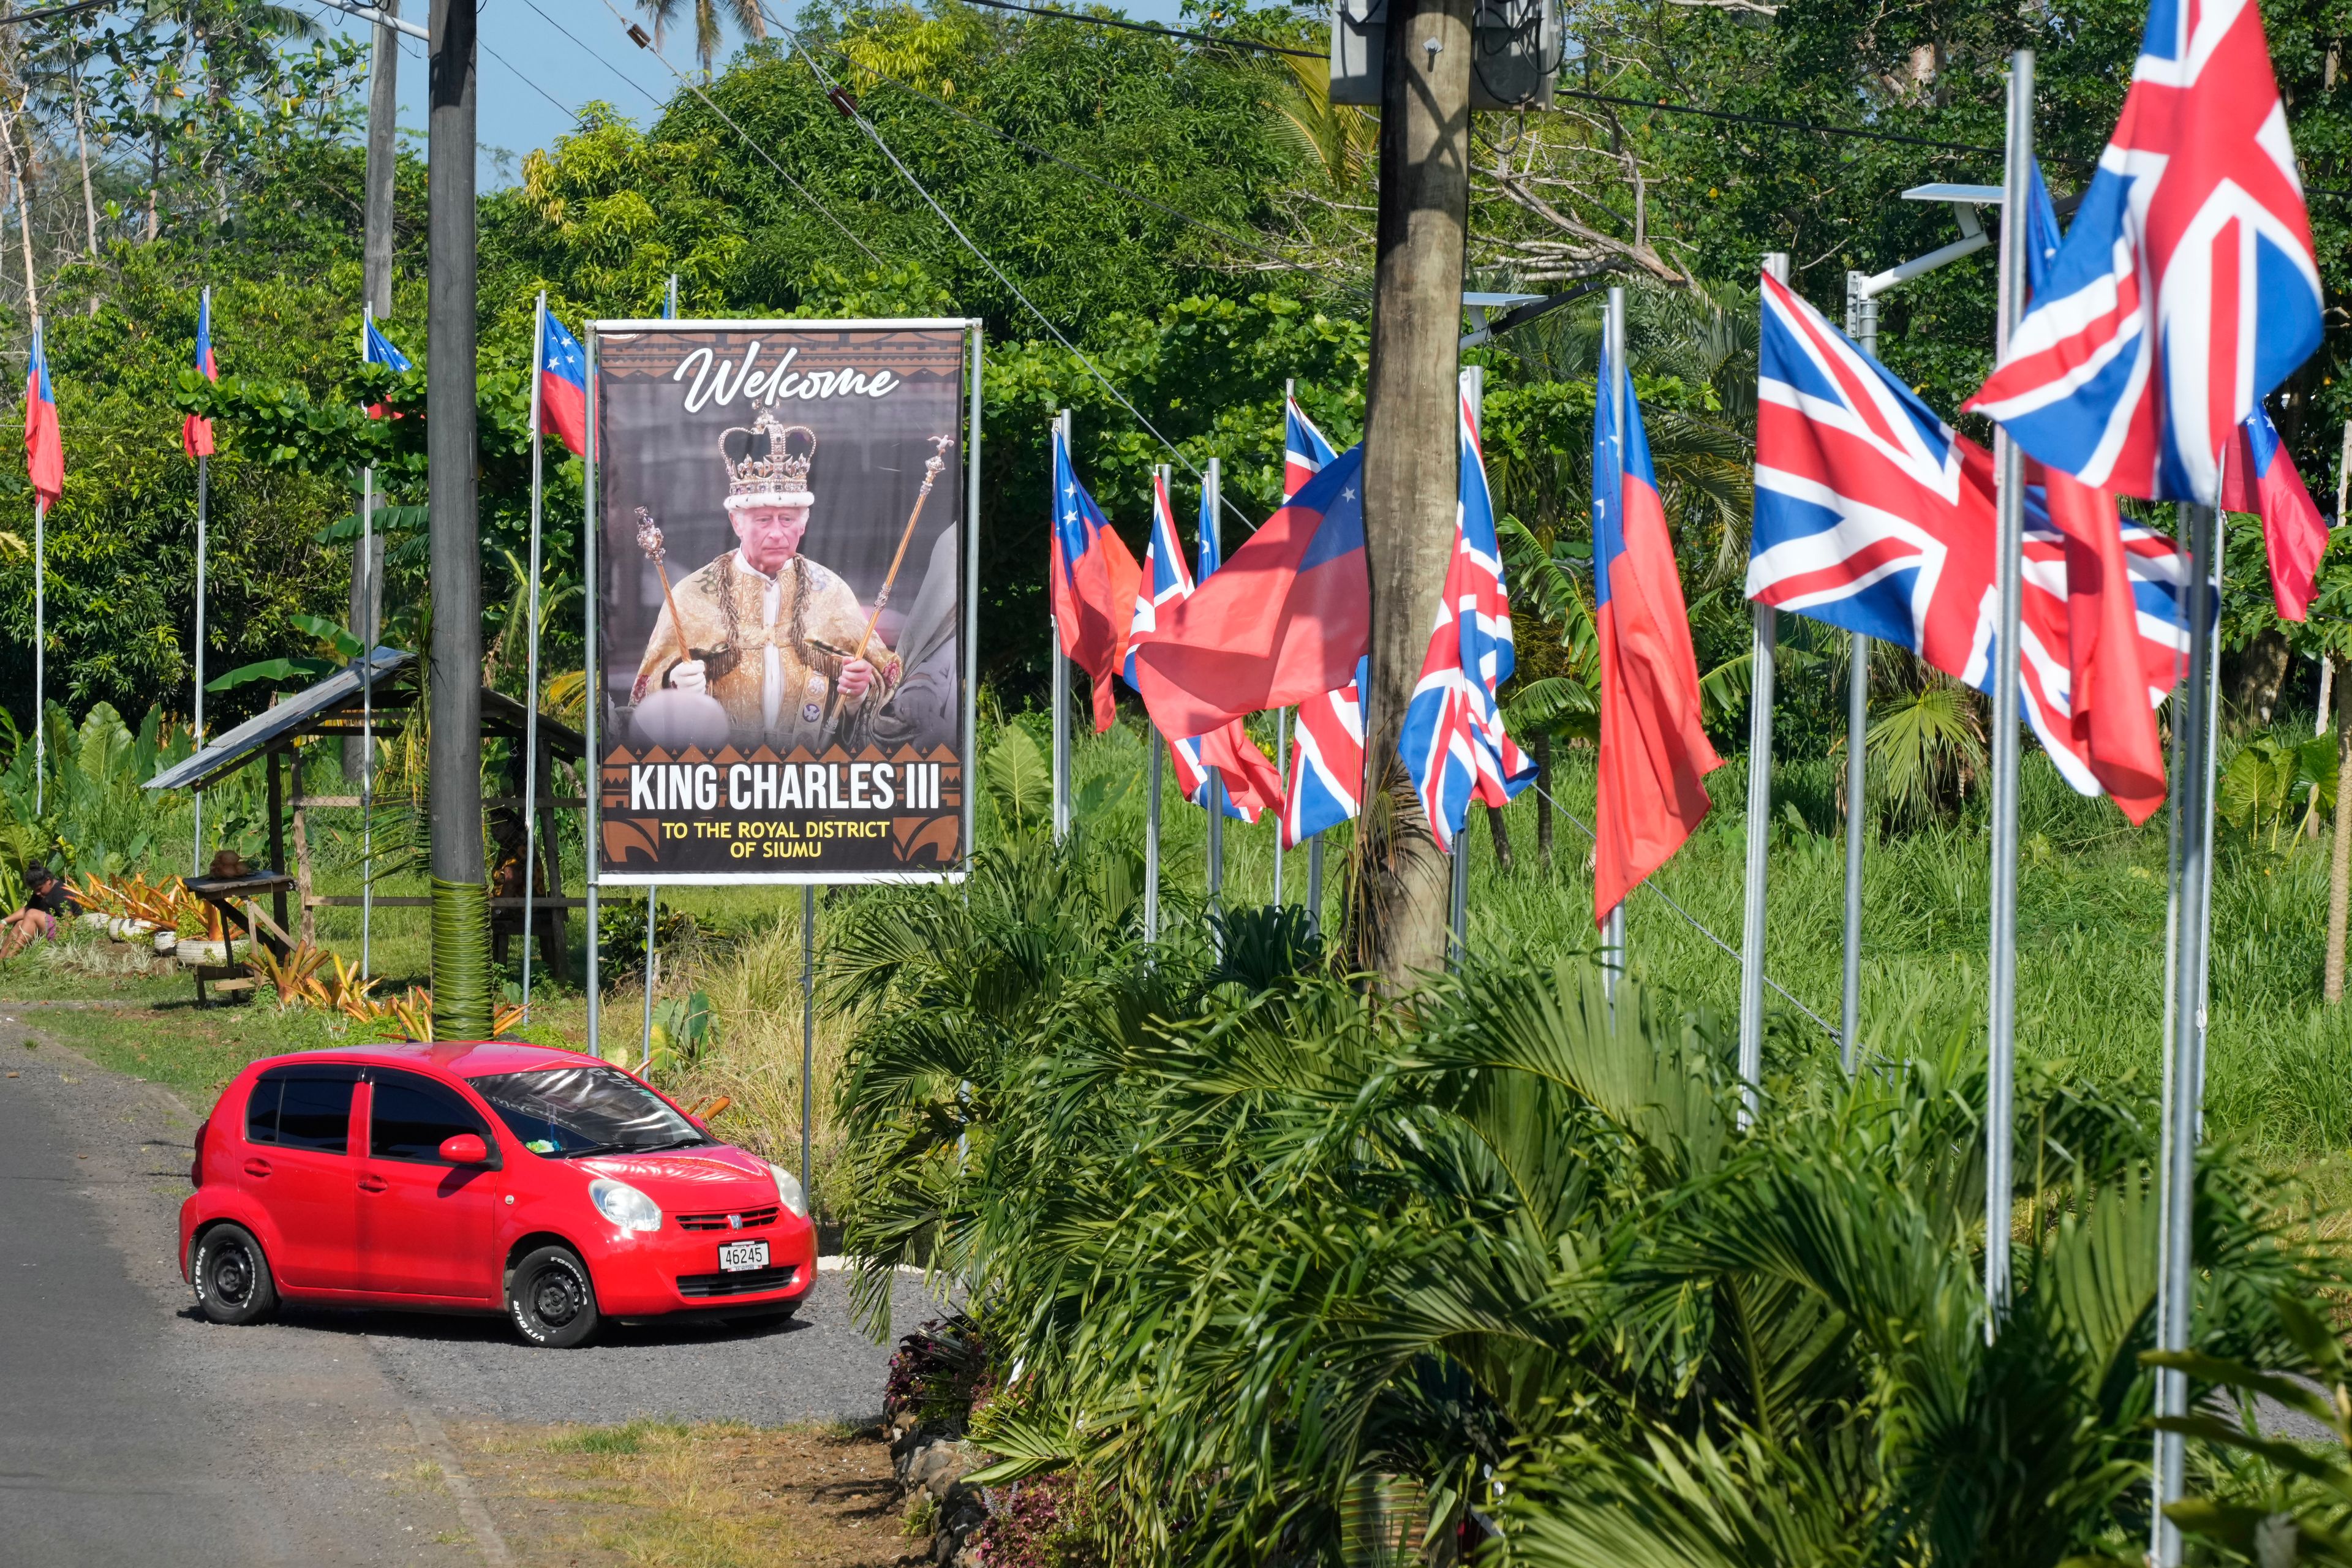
[1126, 471, 1273, 821]
[1967, 0, 2321, 505]
[1753, 271, 2198, 801]
[1400, 377, 1534, 851]
[1282, 396, 1363, 848]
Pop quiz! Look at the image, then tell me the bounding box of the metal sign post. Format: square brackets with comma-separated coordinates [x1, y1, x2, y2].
[583, 327, 602, 1058]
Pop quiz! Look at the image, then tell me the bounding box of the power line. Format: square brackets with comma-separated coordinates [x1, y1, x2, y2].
[953, 0, 1321, 61]
[0, 0, 121, 27]
[815, 38, 1356, 291]
[1553, 85, 2003, 159]
[588, 0, 883, 268]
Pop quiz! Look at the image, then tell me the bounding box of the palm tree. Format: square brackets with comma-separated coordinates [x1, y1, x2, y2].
[634, 0, 766, 81]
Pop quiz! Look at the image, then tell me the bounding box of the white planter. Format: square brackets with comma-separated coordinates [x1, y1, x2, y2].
[105, 917, 129, 941]
[127, 918, 157, 936]
[176, 940, 228, 967]
[152, 930, 178, 956]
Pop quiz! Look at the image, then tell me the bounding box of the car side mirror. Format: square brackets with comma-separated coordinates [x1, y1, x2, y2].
[439, 1133, 491, 1165]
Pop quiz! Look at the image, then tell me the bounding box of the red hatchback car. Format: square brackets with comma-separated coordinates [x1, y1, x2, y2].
[178, 1041, 816, 1346]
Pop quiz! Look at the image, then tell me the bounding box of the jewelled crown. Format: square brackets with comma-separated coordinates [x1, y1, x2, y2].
[720, 410, 816, 511]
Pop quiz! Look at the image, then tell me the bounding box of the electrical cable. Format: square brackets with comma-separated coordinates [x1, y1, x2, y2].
[804, 29, 1360, 292]
[584, 0, 884, 267]
[0, 0, 121, 27]
[953, 0, 1321, 60]
[774, 20, 1256, 523]
[1527, 777, 1842, 1043]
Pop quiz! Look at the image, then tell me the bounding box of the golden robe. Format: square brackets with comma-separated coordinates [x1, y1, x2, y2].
[632, 549, 898, 754]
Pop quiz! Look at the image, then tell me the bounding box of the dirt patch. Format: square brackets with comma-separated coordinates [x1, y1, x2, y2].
[451, 1417, 923, 1568]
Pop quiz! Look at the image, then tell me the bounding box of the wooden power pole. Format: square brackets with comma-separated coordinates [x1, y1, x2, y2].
[1354, 0, 1477, 986]
[427, 0, 488, 1036]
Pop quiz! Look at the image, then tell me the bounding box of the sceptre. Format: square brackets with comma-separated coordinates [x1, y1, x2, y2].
[848, 433, 956, 666]
[636, 508, 696, 669]
[630, 508, 731, 751]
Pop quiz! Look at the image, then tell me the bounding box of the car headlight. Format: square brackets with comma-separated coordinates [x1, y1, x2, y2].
[588, 1177, 662, 1233]
[765, 1161, 809, 1219]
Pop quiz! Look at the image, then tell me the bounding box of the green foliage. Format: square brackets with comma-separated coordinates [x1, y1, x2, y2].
[0, 701, 194, 890]
[829, 829, 2346, 1565]
[2218, 731, 2339, 851]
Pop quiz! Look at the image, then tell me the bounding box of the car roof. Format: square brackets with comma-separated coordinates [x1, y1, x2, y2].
[247, 1040, 605, 1081]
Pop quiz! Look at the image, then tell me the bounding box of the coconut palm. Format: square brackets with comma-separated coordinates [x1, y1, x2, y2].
[633, 0, 766, 81]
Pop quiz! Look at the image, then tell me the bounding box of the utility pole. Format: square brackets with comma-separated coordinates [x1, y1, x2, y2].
[350, 0, 397, 783]
[427, 0, 487, 1036]
[1354, 0, 1476, 987]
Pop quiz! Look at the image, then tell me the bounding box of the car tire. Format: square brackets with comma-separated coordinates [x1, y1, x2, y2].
[192, 1223, 278, 1325]
[507, 1245, 600, 1348]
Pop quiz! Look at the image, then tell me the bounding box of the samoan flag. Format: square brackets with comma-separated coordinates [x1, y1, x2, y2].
[2219, 401, 2327, 620]
[363, 315, 412, 419]
[24, 323, 59, 506]
[1280, 396, 1363, 848]
[1133, 445, 1368, 742]
[539, 306, 589, 458]
[1593, 325, 1719, 922]
[1050, 425, 1143, 733]
[1752, 269, 2198, 809]
[1966, 0, 2323, 505]
[183, 293, 217, 459]
[1398, 376, 1534, 851]
[1125, 473, 1275, 821]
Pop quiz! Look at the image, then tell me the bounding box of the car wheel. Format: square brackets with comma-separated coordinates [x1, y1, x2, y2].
[192, 1223, 278, 1325]
[507, 1245, 599, 1348]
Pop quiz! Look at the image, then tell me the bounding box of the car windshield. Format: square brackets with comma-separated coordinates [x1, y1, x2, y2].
[469, 1065, 707, 1158]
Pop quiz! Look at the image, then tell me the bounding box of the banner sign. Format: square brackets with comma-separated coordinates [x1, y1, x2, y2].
[592, 320, 973, 883]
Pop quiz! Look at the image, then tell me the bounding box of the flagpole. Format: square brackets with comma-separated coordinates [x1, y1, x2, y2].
[360, 304, 377, 979]
[1840, 272, 1879, 1072]
[1273, 707, 1286, 905]
[2152, 499, 2219, 1568]
[1450, 366, 1485, 969]
[584, 326, 603, 1060]
[1286, 375, 1325, 935]
[1985, 48, 2035, 1331]
[1204, 457, 1225, 914]
[188, 288, 209, 873]
[664, 273, 677, 320]
[1145, 461, 1169, 943]
[1051, 409, 1071, 846]
[32, 496, 43, 818]
[521, 291, 546, 1021]
[1739, 256, 1789, 1125]
[1599, 294, 1627, 998]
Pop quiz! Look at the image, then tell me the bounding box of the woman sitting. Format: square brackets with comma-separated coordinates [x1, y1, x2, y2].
[1, 864, 78, 961]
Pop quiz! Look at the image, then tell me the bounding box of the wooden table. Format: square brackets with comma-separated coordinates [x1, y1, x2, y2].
[183, 872, 296, 1005]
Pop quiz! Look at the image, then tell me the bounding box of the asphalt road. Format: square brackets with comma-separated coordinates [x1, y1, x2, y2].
[0, 1010, 943, 1566]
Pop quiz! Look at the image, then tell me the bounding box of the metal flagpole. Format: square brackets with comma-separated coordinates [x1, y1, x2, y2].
[1145, 461, 1169, 942]
[2152, 499, 2220, 1568]
[1450, 366, 1486, 968]
[1308, 824, 1324, 937]
[584, 326, 603, 1059]
[1984, 50, 2035, 1330]
[32, 498, 43, 817]
[664, 274, 677, 320]
[360, 305, 377, 978]
[1738, 255, 1790, 1125]
[192, 287, 209, 873]
[1203, 458, 1224, 911]
[801, 884, 815, 1196]
[521, 292, 546, 1019]
[1840, 272, 1879, 1072]
[1051, 409, 1072, 845]
[1600, 293, 1627, 998]
[1272, 708, 1286, 905]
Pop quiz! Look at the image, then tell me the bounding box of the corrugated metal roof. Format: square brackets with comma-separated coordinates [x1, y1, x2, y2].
[146, 648, 413, 793]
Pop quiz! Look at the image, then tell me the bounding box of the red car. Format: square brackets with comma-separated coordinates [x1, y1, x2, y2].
[178, 1041, 816, 1347]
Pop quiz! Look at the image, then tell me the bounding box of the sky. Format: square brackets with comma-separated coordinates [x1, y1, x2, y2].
[303, 0, 1196, 187]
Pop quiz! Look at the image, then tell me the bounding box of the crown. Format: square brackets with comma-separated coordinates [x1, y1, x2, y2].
[719, 410, 816, 511]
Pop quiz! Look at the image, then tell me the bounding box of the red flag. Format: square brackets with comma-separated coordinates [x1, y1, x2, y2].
[1593, 345, 1718, 924]
[2219, 405, 2327, 622]
[24, 324, 61, 506]
[1132, 447, 1368, 742]
[2040, 469, 2167, 824]
[183, 292, 216, 459]
[1049, 430, 1143, 731]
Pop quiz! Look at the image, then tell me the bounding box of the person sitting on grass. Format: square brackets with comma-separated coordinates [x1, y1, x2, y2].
[0, 864, 78, 962]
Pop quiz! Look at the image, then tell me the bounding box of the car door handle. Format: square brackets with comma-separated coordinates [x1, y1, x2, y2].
[358, 1174, 388, 1193]
[243, 1158, 271, 1178]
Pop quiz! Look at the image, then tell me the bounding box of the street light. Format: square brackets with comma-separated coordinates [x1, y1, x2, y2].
[1837, 181, 2003, 1071]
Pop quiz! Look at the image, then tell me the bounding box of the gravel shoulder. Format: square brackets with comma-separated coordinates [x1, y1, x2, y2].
[0, 1009, 942, 1566]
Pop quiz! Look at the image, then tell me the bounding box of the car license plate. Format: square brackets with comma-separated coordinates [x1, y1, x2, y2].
[717, 1239, 770, 1273]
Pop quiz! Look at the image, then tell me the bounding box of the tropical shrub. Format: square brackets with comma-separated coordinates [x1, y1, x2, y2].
[831, 833, 2348, 1567]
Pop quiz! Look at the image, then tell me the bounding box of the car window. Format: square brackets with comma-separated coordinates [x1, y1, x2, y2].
[276, 1074, 356, 1153]
[245, 1079, 282, 1144]
[469, 1065, 707, 1158]
[368, 1069, 493, 1164]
